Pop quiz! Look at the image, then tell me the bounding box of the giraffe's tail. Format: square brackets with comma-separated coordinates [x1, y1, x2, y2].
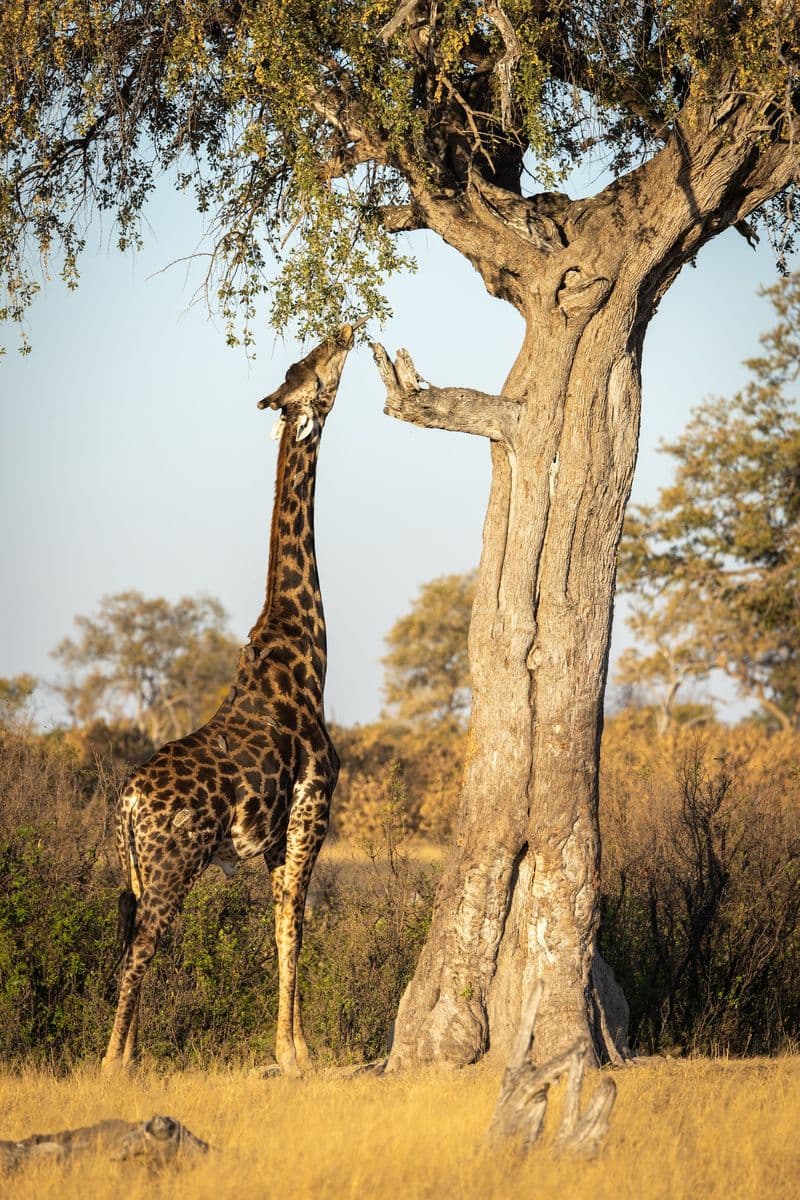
[112, 889, 138, 973]
[111, 785, 143, 976]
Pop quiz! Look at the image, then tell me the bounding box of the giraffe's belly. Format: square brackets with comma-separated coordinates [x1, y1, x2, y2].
[209, 808, 288, 874]
[209, 839, 239, 878]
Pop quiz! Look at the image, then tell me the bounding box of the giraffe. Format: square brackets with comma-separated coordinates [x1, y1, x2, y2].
[101, 325, 354, 1077]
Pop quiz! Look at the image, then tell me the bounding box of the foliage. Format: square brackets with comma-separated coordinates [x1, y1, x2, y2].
[618, 272, 800, 732]
[51, 590, 240, 745]
[1, 712, 798, 1064]
[2, 2, 799, 349]
[0, 673, 37, 724]
[382, 571, 475, 728]
[332, 720, 464, 839]
[0, 827, 117, 1064]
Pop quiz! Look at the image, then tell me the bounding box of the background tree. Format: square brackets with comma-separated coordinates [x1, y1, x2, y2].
[619, 273, 800, 733]
[0, 674, 37, 726]
[4, 2, 800, 1065]
[382, 572, 475, 727]
[52, 591, 240, 744]
[614, 594, 714, 735]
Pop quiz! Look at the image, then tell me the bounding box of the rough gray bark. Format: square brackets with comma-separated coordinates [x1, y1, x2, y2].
[378, 95, 798, 1069]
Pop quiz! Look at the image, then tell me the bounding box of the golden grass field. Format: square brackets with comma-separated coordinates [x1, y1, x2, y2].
[1, 1056, 798, 1199]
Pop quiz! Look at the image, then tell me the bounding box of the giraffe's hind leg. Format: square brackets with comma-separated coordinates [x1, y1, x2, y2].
[101, 871, 198, 1073]
[271, 783, 330, 1077]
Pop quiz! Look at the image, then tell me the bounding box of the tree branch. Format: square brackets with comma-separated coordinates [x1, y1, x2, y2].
[372, 343, 522, 443]
[377, 203, 428, 232]
[380, 0, 427, 42]
[484, 2, 521, 131]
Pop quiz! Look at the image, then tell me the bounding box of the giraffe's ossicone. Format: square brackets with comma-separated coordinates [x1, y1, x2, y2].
[102, 326, 355, 1077]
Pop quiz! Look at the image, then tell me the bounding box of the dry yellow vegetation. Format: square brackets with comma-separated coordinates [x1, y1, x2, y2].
[0, 1057, 798, 1199]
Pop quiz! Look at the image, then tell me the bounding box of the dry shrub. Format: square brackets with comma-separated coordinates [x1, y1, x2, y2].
[330, 721, 463, 839]
[302, 798, 438, 1063]
[0, 726, 435, 1068]
[600, 713, 800, 1055]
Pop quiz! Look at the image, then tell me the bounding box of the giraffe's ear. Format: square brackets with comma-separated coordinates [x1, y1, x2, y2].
[271, 414, 286, 441]
[296, 412, 315, 442]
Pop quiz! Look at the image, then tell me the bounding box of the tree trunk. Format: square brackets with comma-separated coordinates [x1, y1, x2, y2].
[388, 284, 644, 1068]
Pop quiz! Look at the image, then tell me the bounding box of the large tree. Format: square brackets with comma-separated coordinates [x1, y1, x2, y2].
[619, 273, 800, 734]
[3, 2, 800, 1065]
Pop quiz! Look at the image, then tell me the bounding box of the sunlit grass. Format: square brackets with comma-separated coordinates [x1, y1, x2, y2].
[318, 835, 446, 865]
[1, 1057, 798, 1198]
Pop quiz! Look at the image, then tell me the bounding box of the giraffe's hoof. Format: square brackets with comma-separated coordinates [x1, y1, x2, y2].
[273, 1053, 306, 1080]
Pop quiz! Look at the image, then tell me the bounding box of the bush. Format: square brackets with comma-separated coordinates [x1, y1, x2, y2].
[1, 714, 799, 1066]
[331, 721, 463, 839]
[301, 794, 438, 1063]
[0, 729, 437, 1068]
[0, 826, 117, 1064]
[600, 734, 800, 1055]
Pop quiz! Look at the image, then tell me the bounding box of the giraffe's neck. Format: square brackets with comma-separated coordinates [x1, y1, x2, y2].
[248, 419, 328, 694]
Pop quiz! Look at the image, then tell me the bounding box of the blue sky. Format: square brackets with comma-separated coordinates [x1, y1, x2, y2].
[0, 175, 790, 728]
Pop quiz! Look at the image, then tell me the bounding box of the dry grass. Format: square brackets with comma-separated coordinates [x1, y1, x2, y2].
[1, 1057, 798, 1198]
[319, 836, 446, 865]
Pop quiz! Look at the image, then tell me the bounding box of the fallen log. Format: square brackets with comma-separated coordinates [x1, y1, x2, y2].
[0, 1114, 209, 1172]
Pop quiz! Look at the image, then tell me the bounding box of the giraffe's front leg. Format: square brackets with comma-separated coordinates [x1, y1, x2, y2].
[270, 785, 329, 1077]
[269, 865, 302, 1077]
[269, 864, 312, 1075]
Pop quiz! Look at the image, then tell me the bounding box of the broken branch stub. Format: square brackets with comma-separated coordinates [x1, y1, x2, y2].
[371, 342, 522, 443]
[488, 981, 617, 1159]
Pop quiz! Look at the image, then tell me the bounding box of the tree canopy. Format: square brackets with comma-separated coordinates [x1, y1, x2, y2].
[2, 2, 799, 349]
[618, 271, 800, 732]
[52, 590, 240, 743]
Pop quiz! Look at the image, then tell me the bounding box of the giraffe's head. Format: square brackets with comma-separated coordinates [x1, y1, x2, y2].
[258, 324, 355, 440]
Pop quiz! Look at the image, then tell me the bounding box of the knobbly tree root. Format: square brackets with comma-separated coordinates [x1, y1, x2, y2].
[0, 1115, 209, 1172]
[488, 981, 617, 1158]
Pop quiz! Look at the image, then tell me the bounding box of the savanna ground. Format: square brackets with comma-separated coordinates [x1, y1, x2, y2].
[1, 1057, 799, 1198]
